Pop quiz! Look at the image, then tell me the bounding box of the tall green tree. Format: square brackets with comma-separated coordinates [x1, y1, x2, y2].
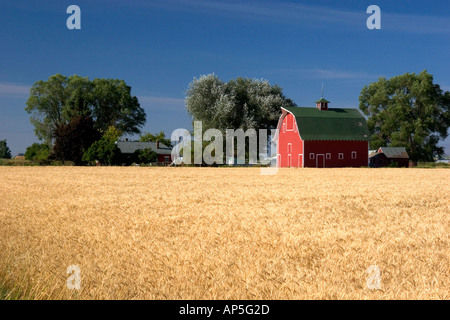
[90, 78, 146, 134]
[185, 74, 295, 165]
[186, 74, 296, 132]
[25, 74, 146, 144]
[65, 75, 93, 119]
[0, 140, 12, 159]
[25, 74, 71, 144]
[359, 70, 450, 163]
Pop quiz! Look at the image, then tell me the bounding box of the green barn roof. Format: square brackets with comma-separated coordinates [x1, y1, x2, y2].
[283, 106, 370, 141]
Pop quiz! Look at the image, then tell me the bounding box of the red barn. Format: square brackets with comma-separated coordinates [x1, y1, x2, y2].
[275, 98, 370, 168]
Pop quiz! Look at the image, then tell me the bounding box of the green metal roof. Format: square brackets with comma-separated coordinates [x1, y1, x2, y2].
[283, 106, 370, 141]
[378, 147, 409, 159]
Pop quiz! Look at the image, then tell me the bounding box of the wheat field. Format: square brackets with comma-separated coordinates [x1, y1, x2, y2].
[0, 167, 448, 299]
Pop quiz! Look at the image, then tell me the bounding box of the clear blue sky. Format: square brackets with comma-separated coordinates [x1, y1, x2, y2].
[1, 0, 449, 156]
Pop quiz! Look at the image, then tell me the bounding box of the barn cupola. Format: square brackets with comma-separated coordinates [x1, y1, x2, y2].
[315, 97, 330, 111]
[316, 84, 329, 110]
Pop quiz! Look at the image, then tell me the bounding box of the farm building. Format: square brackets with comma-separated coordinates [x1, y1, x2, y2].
[116, 140, 172, 164]
[435, 158, 450, 164]
[275, 97, 370, 168]
[13, 153, 25, 160]
[369, 147, 409, 168]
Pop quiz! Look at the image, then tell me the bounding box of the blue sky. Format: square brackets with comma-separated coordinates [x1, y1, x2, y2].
[1, 0, 449, 156]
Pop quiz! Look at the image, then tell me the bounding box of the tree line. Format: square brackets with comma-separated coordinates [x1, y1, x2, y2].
[187, 71, 449, 164]
[359, 70, 450, 163]
[20, 74, 171, 165]
[1, 70, 448, 165]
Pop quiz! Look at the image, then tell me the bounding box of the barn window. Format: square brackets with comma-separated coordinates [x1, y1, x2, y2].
[164, 156, 170, 162]
[326, 153, 331, 160]
[309, 153, 315, 160]
[282, 123, 286, 133]
[287, 143, 292, 153]
[286, 114, 294, 131]
[351, 151, 357, 159]
[338, 153, 344, 160]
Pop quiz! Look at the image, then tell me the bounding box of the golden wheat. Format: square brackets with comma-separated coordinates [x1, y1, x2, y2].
[0, 167, 448, 299]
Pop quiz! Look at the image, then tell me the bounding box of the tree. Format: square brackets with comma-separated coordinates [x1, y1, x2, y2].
[139, 131, 172, 147]
[185, 74, 295, 165]
[0, 140, 12, 159]
[90, 78, 146, 134]
[186, 74, 296, 132]
[25, 74, 146, 145]
[52, 116, 100, 165]
[136, 148, 158, 164]
[359, 70, 450, 163]
[25, 143, 50, 161]
[82, 126, 122, 165]
[25, 74, 71, 144]
[65, 75, 93, 119]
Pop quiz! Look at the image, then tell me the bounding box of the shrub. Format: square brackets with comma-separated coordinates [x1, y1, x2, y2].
[82, 127, 122, 165]
[25, 143, 50, 161]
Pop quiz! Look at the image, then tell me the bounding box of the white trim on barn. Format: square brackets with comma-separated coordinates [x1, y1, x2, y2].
[298, 154, 303, 168]
[279, 107, 304, 141]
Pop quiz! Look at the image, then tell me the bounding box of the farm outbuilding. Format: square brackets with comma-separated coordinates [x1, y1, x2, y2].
[369, 147, 409, 168]
[116, 140, 172, 164]
[13, 153, 25, 160]
[275, 97, 370, 168]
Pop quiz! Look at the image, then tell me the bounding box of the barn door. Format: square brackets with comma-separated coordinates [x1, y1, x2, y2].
[288, 154, 292, 167]
[298, 154, 303, 167]
[316, 154, 325, 168]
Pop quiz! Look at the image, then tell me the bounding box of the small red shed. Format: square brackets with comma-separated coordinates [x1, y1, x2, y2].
[369, 147, 409, 168]
[275, 98, 370, 168]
